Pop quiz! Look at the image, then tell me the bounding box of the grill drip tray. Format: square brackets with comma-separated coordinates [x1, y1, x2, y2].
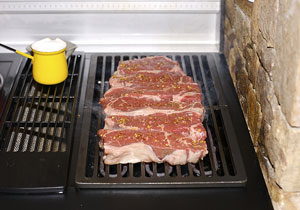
[75, 53, 247, 188]
[0, 54, 84, 193]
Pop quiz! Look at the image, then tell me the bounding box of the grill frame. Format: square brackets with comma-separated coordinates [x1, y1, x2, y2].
[0, 53, 85, 193]
[75, 53, 247, 188]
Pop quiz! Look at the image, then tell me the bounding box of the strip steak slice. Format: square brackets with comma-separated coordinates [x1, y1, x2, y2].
[98, 129, 208, 165]
[117, 56, 184, 75]
[109, 71, 193, 87]
[100, 92, 202, 109]
[103, 83, 201, 99]
[104, 112, 207, 141]
[101, 96, 204, 116]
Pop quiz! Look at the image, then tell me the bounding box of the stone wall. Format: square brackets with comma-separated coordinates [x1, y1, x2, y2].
[224, 0, 300, 209]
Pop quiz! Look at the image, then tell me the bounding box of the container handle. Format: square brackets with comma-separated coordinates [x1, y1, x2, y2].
[0, 43, 33, 60]
[16, 50, 34, 60]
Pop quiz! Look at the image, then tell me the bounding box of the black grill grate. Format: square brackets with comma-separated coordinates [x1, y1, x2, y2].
[75, 53, 247, 188]
[0, 55, 82, 153]
[0, 53, 84, 193]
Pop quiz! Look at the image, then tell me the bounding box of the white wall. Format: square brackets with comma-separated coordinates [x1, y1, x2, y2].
[0, 1, 221, 52]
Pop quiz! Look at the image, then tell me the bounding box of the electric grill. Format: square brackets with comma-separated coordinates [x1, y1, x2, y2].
[0, 0, 274, 209]
[76, 53, 246, 188]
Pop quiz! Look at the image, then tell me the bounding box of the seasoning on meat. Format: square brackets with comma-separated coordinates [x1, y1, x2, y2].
[103, 83, 201, 99]
[98, 56, 208, 165]
[117, 56, 184, 75]
[100, 94, 204, 116]
[109, 71, 193, 87]
[104, 112, 206, 140]
[98, 129, 207, 165]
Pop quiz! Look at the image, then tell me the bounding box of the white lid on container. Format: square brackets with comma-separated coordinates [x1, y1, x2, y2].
[31, 38, 67, 52]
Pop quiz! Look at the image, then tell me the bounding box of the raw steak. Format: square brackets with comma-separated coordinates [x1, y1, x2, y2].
[110, 71, 193, 87]
[101, 96, 204, 116]
[101, 91, 202, 110]
[103, 83, 201, 99]
[104, 112, 207, 141]
[117, 56, 184, 75]
[98, 129, 208, 165]
[98, 56, 207, 165]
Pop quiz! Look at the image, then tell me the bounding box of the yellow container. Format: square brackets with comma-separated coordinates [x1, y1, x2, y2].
[16, 47, 68, 85]
[32, 48, 68, 85]
[1, 38, 68, 85]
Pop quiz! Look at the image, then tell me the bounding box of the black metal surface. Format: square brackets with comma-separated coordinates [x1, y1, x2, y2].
[0, 54, 23, 120]
[75, 53, 247, 188]
[0, 53, 84, 193]
[0, 52, 273, 210]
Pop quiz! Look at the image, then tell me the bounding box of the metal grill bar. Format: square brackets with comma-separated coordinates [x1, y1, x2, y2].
[75, 53, 247, 188]
[42, 84, 60, 152]
[48, 85, 65, 152]
[57, 56, 78, 152]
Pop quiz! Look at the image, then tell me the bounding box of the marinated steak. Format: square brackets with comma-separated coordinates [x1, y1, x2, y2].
[101, 91, 202, 111]
[98, 56, 208, 165]
[98, 129, 207, 165]
[117, 56, 184, 75]
[103, 83, 201, 99]
[104, 112, 207, 140]
[101, 95, 204, 116]
[109, 71, 193, 87]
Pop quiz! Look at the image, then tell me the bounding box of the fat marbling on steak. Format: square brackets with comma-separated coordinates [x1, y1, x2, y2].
[98, 56, 208, 165]
[100, 95, 204, 117]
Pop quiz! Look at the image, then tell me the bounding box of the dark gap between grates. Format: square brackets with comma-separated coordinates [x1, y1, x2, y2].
[205, 110, 225, 176]
[76, 53, 247, 188]
[183, 55, 193, 77]
[180, 164, 189, 177]
[175, 55, 183, 69]
[123, 56, 130, 61]
[133, 163, 141, 177]
[192, 56, 209, 108]
[105, 56, 112, 79]
[200, 55, 218, 106]
[145, 163, 153, 177]
[214, 109, 236, 176]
